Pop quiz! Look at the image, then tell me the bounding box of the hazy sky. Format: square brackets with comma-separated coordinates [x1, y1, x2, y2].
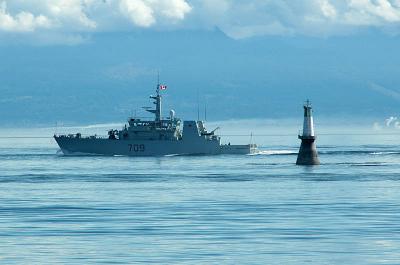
[1, 0, 400, 126]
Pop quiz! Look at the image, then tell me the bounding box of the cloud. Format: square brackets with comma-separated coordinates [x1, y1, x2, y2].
[320, 0, 337, 19]
[119, 0, 155, 27]
[0, 0, 97, 36]
[2, 0, 400, 43]
[372, 122, 382, 131]
[344, 0, 400, 25]
[119, 0, 191, 27]
[383, 116, 400, 129]
[190, 0, 400, 38]
[385, 116, 397, 126]
[0, 0, 191, 33]
[369, 82, 400, 101]
[0, 1, 52, 32]
[374, 115, 400, 130]
[45, 0, 97, 29]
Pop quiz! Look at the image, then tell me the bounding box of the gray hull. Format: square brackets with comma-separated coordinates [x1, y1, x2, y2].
[54, 136, 256, 156]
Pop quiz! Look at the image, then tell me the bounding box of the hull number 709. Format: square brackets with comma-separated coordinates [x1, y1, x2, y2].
[129, 144, 145, 152]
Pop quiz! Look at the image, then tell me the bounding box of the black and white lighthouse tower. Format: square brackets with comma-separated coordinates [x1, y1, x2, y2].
[296, 100, 320, 165]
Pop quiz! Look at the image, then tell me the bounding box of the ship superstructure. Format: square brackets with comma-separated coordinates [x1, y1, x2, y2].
[54, 83, 257, 156]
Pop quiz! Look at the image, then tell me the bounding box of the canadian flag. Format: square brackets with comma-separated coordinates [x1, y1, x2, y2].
[159, 85, 167, 90]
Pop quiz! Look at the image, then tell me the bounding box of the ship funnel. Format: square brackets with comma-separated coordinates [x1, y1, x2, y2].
[296, 100, 320, 165]
[170, 109, 175, 120]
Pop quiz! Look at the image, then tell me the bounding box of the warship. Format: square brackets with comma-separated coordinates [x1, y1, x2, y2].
[54, 83, 257, 156]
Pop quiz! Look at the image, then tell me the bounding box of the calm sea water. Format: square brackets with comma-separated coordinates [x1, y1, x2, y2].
[1, 127, 400, 264]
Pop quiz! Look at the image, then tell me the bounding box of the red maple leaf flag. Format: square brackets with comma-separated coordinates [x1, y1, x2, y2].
[159, 85, 167, 90]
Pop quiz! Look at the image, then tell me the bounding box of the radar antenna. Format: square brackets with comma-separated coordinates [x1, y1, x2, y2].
[144, 72, 164, 124]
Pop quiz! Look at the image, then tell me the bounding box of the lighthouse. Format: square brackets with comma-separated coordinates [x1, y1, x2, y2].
[296, 100, 320, 165]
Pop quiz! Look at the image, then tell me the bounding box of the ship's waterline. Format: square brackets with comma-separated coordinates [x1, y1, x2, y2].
[54, 134, 257, 156]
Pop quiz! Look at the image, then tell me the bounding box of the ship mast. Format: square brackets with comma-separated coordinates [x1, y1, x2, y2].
[154, 82, 161, 122]
[145, 74, 162, 125]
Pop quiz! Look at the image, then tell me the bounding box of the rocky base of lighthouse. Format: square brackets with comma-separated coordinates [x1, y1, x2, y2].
[296, 136, 320, 165]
